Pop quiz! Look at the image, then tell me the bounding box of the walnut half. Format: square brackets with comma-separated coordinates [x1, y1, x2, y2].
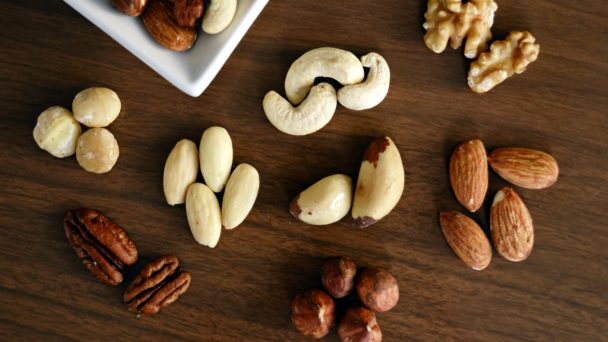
[423, 0, 498, 59]
[468, 31, 540, 93]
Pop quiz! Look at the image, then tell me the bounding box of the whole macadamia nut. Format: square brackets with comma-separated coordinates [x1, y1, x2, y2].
[322, 256, 357, 298]
[356, 268, 399, 313]
[76, 128, 119, 173]
[291, 289, 335, 339]
[33, 106, 82, 158]
[338, 307, 382, 342]
[72, 87, 121, 127]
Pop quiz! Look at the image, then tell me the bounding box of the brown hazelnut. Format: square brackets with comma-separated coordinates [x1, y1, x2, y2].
[356, 268, 399, 312]
[321, 256, 357, 298]
[338, 307, 382, 342]
[291, 289, 335, 339]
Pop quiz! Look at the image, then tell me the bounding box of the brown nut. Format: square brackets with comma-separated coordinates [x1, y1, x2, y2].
[291, 289, 335, 339]
[439, 211, 492, 270]
[64, 209, 138, 286]
[112, 0, 149, 16]
[490, 188, 534, 262]
[173, 0, 204, 28]
[321, 256, 357, 298]
[338, 307, 382, 342]
[124, 255, 192, 316]
[449, 139, 488, 212]
[143, 0, 197, 52]
[356, 268, 399, 313]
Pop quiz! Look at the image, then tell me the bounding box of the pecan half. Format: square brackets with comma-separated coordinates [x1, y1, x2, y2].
[174, 0, 204, 28]
[64, 209, 138, 286]
[124, 255, 192, 316]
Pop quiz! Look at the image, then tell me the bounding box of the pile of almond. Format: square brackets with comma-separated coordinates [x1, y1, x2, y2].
[163, 126, 259, 248]
[440, 139, 559, 269]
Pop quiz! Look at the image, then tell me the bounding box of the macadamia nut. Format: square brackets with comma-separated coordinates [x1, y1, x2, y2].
[73, 87, 121, 127]
[33, 106, 82, 158]
[76, 128, 120, 173]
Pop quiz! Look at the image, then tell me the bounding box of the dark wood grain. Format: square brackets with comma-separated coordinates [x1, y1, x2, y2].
[1, 0, 607, 340]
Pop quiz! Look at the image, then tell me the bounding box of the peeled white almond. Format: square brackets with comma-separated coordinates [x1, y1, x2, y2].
[163, 139, 199, 206]
[199, 126, 233, 193]
[221, 163, 260, 229]
[186, 183, 222, 248]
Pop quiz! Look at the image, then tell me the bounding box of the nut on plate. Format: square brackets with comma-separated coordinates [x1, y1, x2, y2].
[173, 0, 204, 28]
[221, 163, 260, 229]
[33, 106, 82, 158]
[468, 31, 540, 93]
[423, 0, 498, 58]
[490, 188, 534, 262]
[163, 139, 199, 206]
[76, 128, 120, 174]
[72, 87, 121, 128]
[143, 0, 197, 52]
[449, 139, 488, 212]
[64, 209, 138, 285]
[202, 0, 237, 34]
[124, 255, 191, 316]
[338, 307, 382, 342]
[185, 183, 222, 248]
[351, 136, 405, 228]
[291, 289, 335, 339]
[489, 147, 558, 189]
[321, 256, 357, 298]
[439, 211, 492, 270]
[199, 126, 233, 193]
[263, 83, 337, 136]
[356, 267, 399, 312]
[337, 52, 391, 111]
[290, 174, 353, 226]
[112, 0, 149, 16]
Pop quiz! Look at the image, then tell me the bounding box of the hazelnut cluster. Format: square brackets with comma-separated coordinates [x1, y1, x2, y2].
[291, 256, 399, 341]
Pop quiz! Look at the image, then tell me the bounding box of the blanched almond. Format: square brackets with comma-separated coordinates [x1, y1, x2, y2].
[199, 126, 233, 193]
[163, 139, 199, 206]
[185, 183, 221, 248]
[221, 164, 260, 230]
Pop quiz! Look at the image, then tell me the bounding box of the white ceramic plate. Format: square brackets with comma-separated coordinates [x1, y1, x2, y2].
[63, 0, 268, 97]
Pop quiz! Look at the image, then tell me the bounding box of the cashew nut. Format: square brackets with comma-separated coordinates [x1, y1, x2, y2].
[263, 83, 337, 136]
[337, 53, 390, 111]
[285, 47, 364, 105]
[202, 0, 237, 35]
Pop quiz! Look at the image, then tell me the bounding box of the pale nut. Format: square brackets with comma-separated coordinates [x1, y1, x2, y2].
[202, 0, 237, 34]
[351, 137, 405, 228]
[72, 87, 121, 128]
[439, 211, 492, 270]
[199, 126, 233, 193]
[490, 188, 534, 262]
[290, 174, 353, 226]
[337, 52, 390, 111]
[76, 128, 119, 174]
[338, 307, 382, 342]
[423, 0, 498, 59]
[221, 163, 260, 230]
[468, 31, 540, 93]
[449, 139, 488, 212]
[285, 47, 364, 105]
[488, 147, 559, 189]
[185, 183, 222, 248]
[263, 83, 337, 136]
[143, 0, 197, 52]
[163, 139, 199, 206]
[33, 106, 82, 158]
[112, 0, 148, 16]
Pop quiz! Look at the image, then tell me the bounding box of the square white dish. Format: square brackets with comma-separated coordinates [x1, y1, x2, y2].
[63, 0, 268, 97]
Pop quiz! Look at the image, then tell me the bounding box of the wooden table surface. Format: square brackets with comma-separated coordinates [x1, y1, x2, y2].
[1, 0, 606, 340]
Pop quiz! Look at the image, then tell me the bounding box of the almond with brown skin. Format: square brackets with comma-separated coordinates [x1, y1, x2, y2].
[439, 211, 492, 270]
[449, 139, 488, 212]
[173, 0, 204, 28]
[490, 188, 534, 262]
[488, 147, 559, 189]
[112, 0, 148, 16]
[143, 0, 197, 52]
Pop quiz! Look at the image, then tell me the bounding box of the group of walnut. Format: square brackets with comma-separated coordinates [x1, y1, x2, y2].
[423, 0, 540, 93]
[64, 209, 191, 316]
[112, 0, 237, 51]
[291, 256, 399, 341]
[441, 140, 559, 270]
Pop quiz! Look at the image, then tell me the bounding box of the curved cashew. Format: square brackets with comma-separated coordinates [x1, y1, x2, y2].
[337, 53, 390, 111]
[285, 47, 364, 105]
[202, 0, 237, 34]
[263, 83, 337, 136]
